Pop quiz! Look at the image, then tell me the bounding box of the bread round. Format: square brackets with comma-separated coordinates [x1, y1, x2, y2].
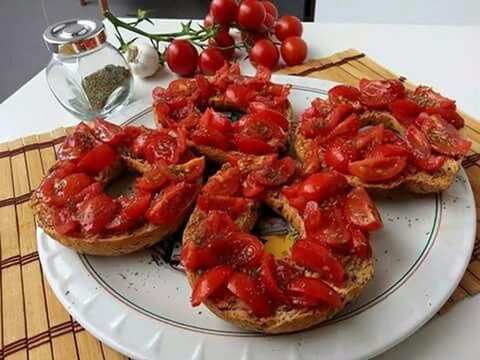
[182, 163, 375, 334]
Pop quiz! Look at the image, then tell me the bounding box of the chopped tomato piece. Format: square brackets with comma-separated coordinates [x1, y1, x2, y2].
[214, 232, 264, 268]
[77, 194, 120, 236]
[234, 114, 287, 150]
[359, 79, 405, 109]
[197, 195, 249, 218]
[248, 107, 289, 131]
[417, 113, 471, 156]
[143, 129, 187, 164]
[388, 99, 423, 126]
[327, 103, 354, 130]
[228, 153, 277, 173]
[354, 124, 384, 150]
[234, 136, 274, 155]
[167, 157, 205, 183]
[192, 127, 232, 151]
[224, 84, 251, 108]
[242, 173, 266, 198]
[350, 226, 372, 258]
[57, 122, 98, 161]
[414, 86, 456, 110]
[77, 143, 117, 174]
[311, 206, 353, 252]
[287, 277, 343, 308]
[146, 182, 199, 225]
[251, 156, 296, 186]
[260, 254, 285, 302]
[199, 108, 233, 134]
[191, 266, 233, 306]
[92, 118, 125, 145]
[344, 187, 383, 231]
[50, 173, 94, 206]
[283, 172, 348, 203]
[227, 272, 273, 317]
[292, 239, 345, 287]
[301, 141, 324, 176]
[327, 113, 361, 140]
[53, 207, 79, 235]
[71, 182, 103, 205]
[298, 99, 333, 138]
[181, 241, 218, 271]
[328, 85, 361, 104]
[367, 144, 409, 158]
[348, 156, 407, 182]
[425, 107, 464, 129]
[404, 124, 447, 172]
[324, 138, 358, 173]
[202, 166, 242, 196]
[136, 162, 170, 192]
[303, 201, 327, 235]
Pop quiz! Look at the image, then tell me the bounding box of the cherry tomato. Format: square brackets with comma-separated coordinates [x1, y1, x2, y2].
[328, 85, 361, 105]
[425, 107, 464, 129]
[166, 40, 199, 77]
[262, 12, 275, 29]
[274, 15, 303, 41]
[414, 86, 456, 110]
[324, 138, 358, 173]
[77, 143, 117, 174]
[198, 48, 226, 75]
[280, 36, 307, 66]
[287, 277, 342, 308]
[192, 127, 232, 151]
[181, 241, 218, 271]
[249, 39, 279, 69]
[251, 156, 296, 186]
[227, 272, 273, 317]
[292, 239, 345, 286]
[359, 79, 405, 109]
[260, 254, 285, 301]
[145, 182, 198, 225]
[354, 124, 384, 150]
[197, 195, 249, 218]
[388, 99, 422, 126]
[262, 1, 278, 19]
[344, 187, 383, 231]
[204, 13, 214, 28]
[191, 266, 233, 306]
[237, 0, 266, 31]
[417, 113, 471, 156]
[367, 144, 409, 158]
[327, 113, 361, 140]
[208, 30, 235, 59]
[202, 166, 242, 196]
[77, 194, 119, 236]
[209, 0, 238, 25]
[348, 156, 407, 182]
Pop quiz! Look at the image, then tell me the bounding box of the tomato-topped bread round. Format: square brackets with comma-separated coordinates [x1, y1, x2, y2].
[295, 80, 471, 193]
[31, 119, 203, 256]
[152, 64, 293, 163]
[181, 154, 382, 333]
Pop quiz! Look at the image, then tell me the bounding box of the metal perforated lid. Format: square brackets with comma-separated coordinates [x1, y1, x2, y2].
[43, 19, 106, 55]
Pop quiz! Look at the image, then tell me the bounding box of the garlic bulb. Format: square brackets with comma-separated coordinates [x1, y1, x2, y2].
[126, 43, 160, 78]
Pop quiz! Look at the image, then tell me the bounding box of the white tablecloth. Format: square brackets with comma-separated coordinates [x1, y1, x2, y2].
[1, 19, 479, 359]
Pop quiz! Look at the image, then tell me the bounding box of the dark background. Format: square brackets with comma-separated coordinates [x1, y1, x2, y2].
[0, 0, 314, 103]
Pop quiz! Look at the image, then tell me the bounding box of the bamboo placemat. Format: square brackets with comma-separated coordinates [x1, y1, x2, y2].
[1, 49, 479, 359]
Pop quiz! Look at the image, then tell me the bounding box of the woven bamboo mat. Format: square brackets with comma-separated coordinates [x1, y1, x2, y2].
[1, 49, 479, 359]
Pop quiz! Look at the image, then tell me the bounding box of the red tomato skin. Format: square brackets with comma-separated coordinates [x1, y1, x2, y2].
[327, 113, 361, 140]
[227, 272, 273, 317]
[287, 277, 343, 308]
[262, 1, 278, 19]
[328, 85, 361, 104]
[202, 167, 242, 196]
[348, 156, 407, 182]
[274, 15, 303, 41]
[77, 194, 120, 236]
[344, 187, 383, 231]
[209, 0, 238, 25]
[49, 173, 94, 207]
[292, 239, 345, 287]
[181, 241, 219, 271]
[280, 36, 307, 66]
[166, 40, 199, 77]
[199, 48, 226, 75]
[237, 0, 266, 31]
[425, 107, 464, 129]
[93, 118, 125, 145]
[324, 139, 358, 173]
[359, 79, 405, 109]
[77, 143, 117, 174]
[367, 144, 409, 159]
[249, 39, 279, 70]
[192, 128, 232, 151]
[191, 266, 233, 306]
[388, 99, 423, 126]
[260, 254, 285, 301]
[208, 30, 235, 60]
[234, 136, 275, 155]
[197, 195, 249, 218]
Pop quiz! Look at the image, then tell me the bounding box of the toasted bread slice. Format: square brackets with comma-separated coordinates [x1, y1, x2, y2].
[32, 156, 201, 256]
[183, 190, 373, 333]
[295, 110, 464, 193]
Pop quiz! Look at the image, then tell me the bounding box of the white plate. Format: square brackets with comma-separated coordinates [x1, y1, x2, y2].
[38, 75, 477, 360]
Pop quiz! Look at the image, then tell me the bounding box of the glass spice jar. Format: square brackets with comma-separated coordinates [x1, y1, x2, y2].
[43, 19, 133, 120]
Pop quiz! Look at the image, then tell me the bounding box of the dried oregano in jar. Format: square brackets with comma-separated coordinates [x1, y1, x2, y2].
[82, 65, 131, 110]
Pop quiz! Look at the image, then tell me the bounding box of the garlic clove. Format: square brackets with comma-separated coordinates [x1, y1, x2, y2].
[126, 43, 160, 78]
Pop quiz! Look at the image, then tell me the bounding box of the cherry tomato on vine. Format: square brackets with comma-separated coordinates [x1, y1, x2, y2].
[199, 48, 226, 75]
[262, 1, 278, 19]
[208, 30, 235, 60]
[204, 13, 214, 28]
[274, 15, 303, 41]
[165, 40, 198, 77]
[249, 39, 279, 69]
[280, 36, 307, 66]
[209, 0, 238, 25]
[237, 0, 266, 31]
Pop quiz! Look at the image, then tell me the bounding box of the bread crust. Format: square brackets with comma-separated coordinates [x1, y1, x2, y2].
[183, 190, 374, 333]
[295, 110, 464, 193]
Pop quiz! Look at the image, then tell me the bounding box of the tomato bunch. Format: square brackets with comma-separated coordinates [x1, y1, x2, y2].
[165, 1, 308, 76]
